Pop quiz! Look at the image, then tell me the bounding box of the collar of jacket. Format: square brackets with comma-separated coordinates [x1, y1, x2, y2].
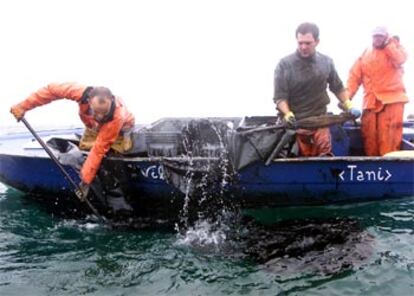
[295, 50, 317, 62]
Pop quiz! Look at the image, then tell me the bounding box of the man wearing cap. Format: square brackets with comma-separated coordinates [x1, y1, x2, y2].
[347, 26, 408, 156]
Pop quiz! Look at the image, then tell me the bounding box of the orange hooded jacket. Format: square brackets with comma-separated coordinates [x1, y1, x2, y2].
[16, 82, 135, 184]
[347, 38, 408, 110]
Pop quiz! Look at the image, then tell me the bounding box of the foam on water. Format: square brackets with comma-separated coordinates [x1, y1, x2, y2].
[175, 220, 227, 249]
[55, 218, 101, 231]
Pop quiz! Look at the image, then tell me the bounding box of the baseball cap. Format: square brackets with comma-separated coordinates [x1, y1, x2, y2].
[372, 26, 388, 36]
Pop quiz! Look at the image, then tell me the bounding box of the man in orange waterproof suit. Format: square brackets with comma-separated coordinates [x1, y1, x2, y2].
[10, 82, 135, 195]
[347, 26, 409, 156]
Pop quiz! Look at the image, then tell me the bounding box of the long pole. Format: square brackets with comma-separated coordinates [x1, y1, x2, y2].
[21, 118, 107, 224]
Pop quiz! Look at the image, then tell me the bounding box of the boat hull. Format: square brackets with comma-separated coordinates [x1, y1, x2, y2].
[1, 152, 413, 207]
[1, 120, 413, 208]
[238, 157, 414, 205]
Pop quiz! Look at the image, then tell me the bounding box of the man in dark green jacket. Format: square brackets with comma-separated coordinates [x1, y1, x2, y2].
[273, 22, 359, 156]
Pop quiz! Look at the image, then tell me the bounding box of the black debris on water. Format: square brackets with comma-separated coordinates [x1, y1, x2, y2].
[28, 191, 375, 276]
[226, 215, 374, 276]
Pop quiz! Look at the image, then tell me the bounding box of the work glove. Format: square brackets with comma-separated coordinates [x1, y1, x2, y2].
[75, 181, 90, 202]
[385, 35, 400, 46]
[283, 111, 296, 125]
[10, 104, 26, 121]
[122, 131, 133, 152]
[349, 108, 361, 119]
[340, 100, 361, 119]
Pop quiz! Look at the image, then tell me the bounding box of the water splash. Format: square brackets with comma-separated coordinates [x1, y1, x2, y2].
[168, 119, 240, 248]
[175, 220, 227, 250]
[169, 120, 374, 276]
[171, 119, 237, 231]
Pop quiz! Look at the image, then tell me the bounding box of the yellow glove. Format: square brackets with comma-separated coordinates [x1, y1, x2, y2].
[283, 111, 296, 124]
[10, 104, 26, 121]
[341, 99, 361, 118]
[123, 135, 133, 152]
[342, 99, 353, 111]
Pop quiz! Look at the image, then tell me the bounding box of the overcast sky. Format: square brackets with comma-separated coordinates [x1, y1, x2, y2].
[0, 0, 412, 131]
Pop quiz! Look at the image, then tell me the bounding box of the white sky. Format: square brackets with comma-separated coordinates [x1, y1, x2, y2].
[0, 0, 413, 131]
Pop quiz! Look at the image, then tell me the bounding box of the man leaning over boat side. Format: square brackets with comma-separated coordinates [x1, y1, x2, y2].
[10, 82, 135, 195]
[347, 26, 408, 156]
[273, 22, 360, 157]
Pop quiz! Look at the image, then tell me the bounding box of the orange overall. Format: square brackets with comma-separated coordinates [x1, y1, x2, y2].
[347, 38, 408, 156]
[15, 83, 135, 184]
[296, 127, 332, 157]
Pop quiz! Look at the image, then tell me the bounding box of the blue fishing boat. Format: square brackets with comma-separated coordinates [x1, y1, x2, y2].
[0, 116, 413, 214]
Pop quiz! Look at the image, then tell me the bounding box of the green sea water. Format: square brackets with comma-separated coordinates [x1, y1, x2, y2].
[1, 181, 413, 296]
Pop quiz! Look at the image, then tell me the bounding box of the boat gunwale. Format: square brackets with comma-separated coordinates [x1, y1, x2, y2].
[1, 152, 413, 163]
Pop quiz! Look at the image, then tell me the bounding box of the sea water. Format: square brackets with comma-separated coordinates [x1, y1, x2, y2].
[1, 181, 414, 296]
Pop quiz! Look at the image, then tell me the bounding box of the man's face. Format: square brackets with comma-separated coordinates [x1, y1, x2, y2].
[90, 96, 111, 122]
[296, 33, 319, 58]
[372, 34, 388, 49]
